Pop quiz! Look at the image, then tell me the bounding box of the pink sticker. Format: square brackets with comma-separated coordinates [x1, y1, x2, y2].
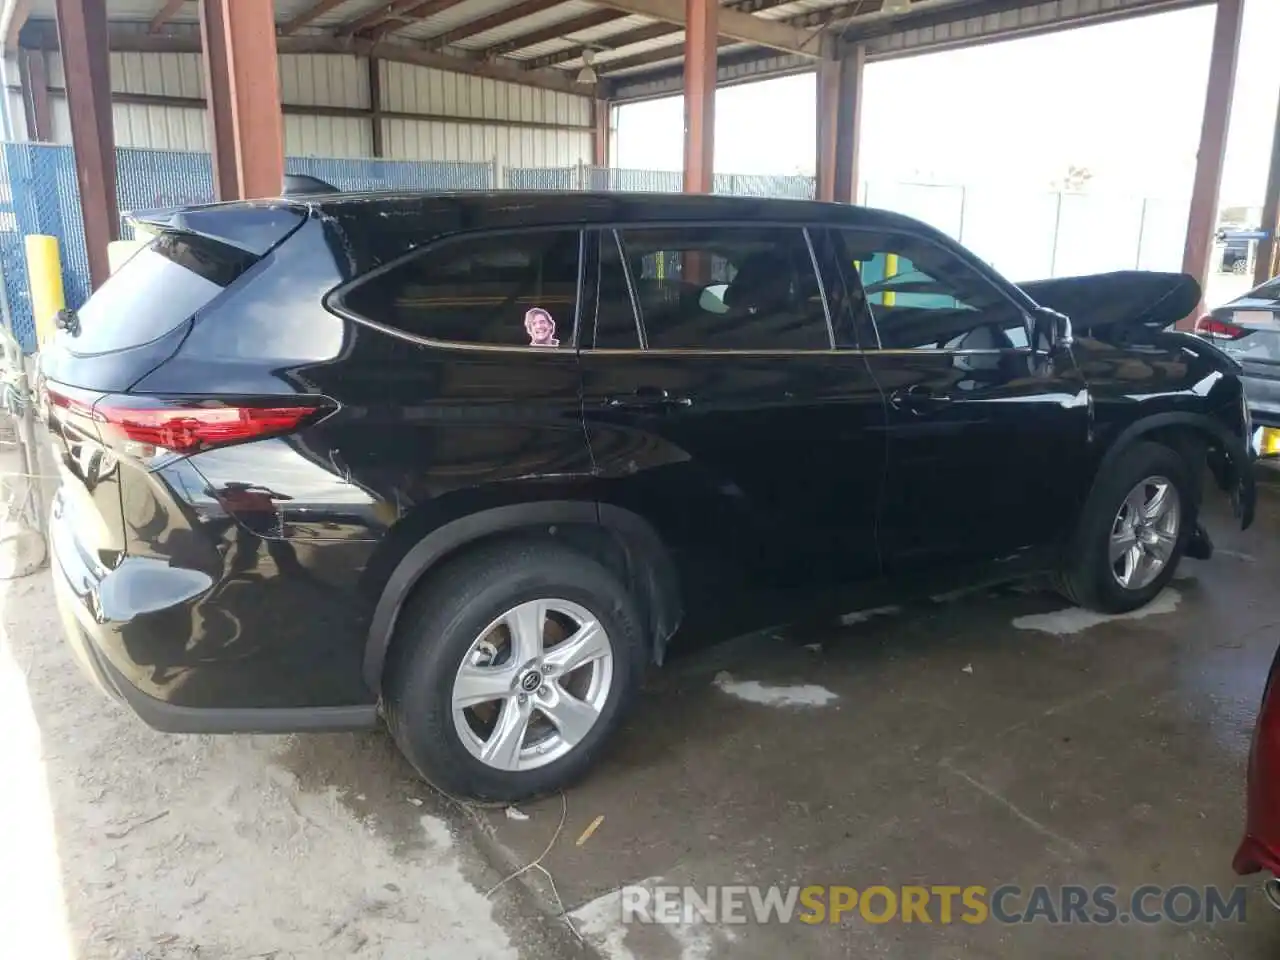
[525, 307, 559, 347]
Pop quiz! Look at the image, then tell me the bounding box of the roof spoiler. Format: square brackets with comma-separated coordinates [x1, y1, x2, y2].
[282, 173, 339, 196]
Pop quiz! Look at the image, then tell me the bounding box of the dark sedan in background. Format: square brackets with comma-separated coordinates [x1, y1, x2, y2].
[1195, 275, 1280, 457]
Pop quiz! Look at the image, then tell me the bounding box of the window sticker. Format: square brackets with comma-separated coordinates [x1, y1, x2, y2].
[525, 307, 559, 347]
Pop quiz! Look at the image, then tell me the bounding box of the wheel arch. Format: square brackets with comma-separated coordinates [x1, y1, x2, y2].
[361, 500, 682, 695]
[1093, 410, 1253, 527]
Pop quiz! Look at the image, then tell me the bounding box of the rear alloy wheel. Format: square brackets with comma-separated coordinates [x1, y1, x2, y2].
[383, 540, 644, 802]
[1055, 441, 1194, 614]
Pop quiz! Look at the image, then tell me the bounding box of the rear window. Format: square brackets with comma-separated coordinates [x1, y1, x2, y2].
[1251, 276, 1280, 302]
[65, 231, 256, 355]
[337, 229, 581, 348]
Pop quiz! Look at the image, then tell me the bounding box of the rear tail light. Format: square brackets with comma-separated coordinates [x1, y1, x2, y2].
[46, 388, 331, 461]
[1194, 315, 1247, 339]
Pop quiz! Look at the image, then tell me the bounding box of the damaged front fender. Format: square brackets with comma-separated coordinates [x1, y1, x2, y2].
[1209, 438, 1257, 530]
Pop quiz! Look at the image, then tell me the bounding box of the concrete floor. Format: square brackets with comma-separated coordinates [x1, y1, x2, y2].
[5, 470, 1280, 958]
[479, 484, 1280, 959]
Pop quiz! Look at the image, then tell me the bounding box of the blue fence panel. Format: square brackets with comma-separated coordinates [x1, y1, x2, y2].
[0, 142, 90, 349]
[116, 146, 215, 230]
[287, 155, 494, 191]
[505, 166, 577, 190]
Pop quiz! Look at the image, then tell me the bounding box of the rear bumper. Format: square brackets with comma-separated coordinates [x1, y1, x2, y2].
[49, 494, 377, 734]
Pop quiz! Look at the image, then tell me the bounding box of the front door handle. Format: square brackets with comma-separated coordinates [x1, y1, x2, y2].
[605, 387, 693, 411]
[889, 385, 950, 412]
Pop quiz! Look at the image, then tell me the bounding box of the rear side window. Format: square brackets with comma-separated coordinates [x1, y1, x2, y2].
[606, 226, 831, 351]
[340, 230, 581, 348]
[69, 231, 255, 355]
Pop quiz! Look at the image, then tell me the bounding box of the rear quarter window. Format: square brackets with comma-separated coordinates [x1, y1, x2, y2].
[65, 231, 256, 355]
[335, 229, 582, 349]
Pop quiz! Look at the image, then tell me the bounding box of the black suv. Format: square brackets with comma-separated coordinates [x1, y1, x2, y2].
[44, 192, 1255, 801]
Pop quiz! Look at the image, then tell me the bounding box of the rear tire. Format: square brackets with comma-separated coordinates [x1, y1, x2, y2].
[383, 538, 645, 802]
[1055, 441, 1195, 614]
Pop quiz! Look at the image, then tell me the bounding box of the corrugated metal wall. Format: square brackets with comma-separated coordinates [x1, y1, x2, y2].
[22, 50, 591, 168]
[382, 61, 591, 168]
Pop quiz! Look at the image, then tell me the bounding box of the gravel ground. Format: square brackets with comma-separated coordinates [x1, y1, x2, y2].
[0, 564, 588, 960]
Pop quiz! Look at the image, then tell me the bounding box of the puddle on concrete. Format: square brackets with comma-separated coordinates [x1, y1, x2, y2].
[1011, 589, 1181, 636]
[712, 671, 838, 707]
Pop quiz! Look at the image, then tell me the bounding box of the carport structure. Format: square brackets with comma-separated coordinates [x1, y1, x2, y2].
[0, 0, 1251, 298]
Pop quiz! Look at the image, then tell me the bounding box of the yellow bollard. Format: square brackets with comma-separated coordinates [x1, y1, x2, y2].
[882, 252, 898, 308]
[24, 234, 65, 349]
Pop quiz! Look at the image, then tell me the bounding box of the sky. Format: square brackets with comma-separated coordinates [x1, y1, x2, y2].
[614, 0, 1280, 208]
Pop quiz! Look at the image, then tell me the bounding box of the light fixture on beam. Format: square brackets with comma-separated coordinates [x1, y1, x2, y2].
[576, 49, 598, 84]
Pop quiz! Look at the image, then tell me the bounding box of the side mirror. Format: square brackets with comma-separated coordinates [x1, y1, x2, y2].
[1029, 307, 1072, 353]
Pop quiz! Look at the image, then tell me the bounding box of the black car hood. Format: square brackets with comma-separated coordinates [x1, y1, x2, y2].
[1018, 271, 1200, 334]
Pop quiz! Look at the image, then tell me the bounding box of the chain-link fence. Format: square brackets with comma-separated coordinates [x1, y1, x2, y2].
[861, 181, 1190, 284]
[504, 164, 815, 199]
[0, 141, 1196, 353]
[286, 156, 494, 193]
[0, 143, 497, 350]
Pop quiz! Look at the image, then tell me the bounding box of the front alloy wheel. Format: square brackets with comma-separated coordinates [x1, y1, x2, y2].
[1110, 475, 1180, 591]
[452, 599, 615, 772]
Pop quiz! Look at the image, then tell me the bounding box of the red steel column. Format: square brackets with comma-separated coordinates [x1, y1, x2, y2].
[683, 0, 716, 195]
[593, 99, 611, 169]
[816, 45, 864, 204]
[816, 55, 839, 202]
[834, 44, 865, 205]
[199, 0, 239, 199]
[199, 0, 284, 200]
[1254, 89, 1280, 286]
[54, 0, 119, 289]
[1181, 0, 1244, 309]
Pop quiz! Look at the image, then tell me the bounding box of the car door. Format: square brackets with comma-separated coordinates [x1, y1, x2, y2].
[577, 222, 886, 641]
[830, 226, 1091, 576]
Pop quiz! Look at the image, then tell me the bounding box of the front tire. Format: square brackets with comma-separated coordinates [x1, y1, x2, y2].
[1055, 441, 1195, 614]
[383, 539, 645, 802]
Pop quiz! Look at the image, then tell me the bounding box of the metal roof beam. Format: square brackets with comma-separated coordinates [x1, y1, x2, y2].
[422, 0, 570, 49]
[479, 9, 626, 58]
[525, 22, 677, 69]
[365, 0, 475, 39]
[528, 0, 798, 71]
[586, 0, 823, 57]
[279, 0, 350, 35]
[18, 21, 600, 96]
[335, 0, 430, 36]
[148, 0, 186, 34]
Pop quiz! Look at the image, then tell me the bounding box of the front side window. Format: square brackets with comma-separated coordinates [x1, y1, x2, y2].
[340, 230, 580, 348]
[837, 229, 1027, 351]
[608, 226, 832, 351]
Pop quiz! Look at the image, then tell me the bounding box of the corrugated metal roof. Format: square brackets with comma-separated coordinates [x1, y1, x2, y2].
[591, 28, 687, 67]
[505, 37, 580, 61]
[34, 0, 392, 27]
[278, 0, 382, 28]
[447, 0, 599, 50]
[392, 0, 519, 41]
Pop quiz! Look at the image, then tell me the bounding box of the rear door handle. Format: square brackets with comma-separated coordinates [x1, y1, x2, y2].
[605, 387, 693, 411]
[889, 385, 950, 412]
